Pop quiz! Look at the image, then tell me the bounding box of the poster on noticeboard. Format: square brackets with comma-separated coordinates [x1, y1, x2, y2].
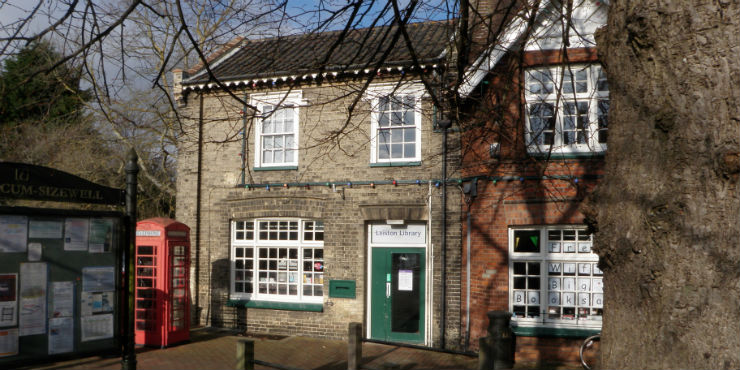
[0, 274, 17, 327]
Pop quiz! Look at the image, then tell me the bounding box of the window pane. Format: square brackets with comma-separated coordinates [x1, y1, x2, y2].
[514, 276, 526, 289]
[283, 109, 294, 131]
[598, 100, 609, 144]
[596, 66, 609, 92]
[404, 144, 415, 158]
[528, 70, 554, 95]
[513, 262, 526, 275]
[379, 113, 389, 127]
[390, 128, 403, 144]
[391, 144, 403, 158]
[262, 150, 272, 164]
[274, 149, 284, 163]
[404, 127, 415, 142]
[378, 141, 390, 159]
[378, 130, 390, 144]
[563, 102, 588, 145]
[391, 111, 403, 126]
[379, 97, 388, 111]
[262, 119, 273, 134]
[263, 136, 273, 149]
[391, 97, 401, 111]
[285, 134, 295, 149]
[403, 95, 415, 109]
[514, 230, 540, 253]
[404, 111, 415, 126]
[563, 68, 588, 94]
[529, 103, 555, 145]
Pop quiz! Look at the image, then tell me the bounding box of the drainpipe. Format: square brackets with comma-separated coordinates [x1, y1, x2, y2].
[195, 93, 204, 320]
[437, 118, 452, 349]
[240, 93, 247, 185]
[462, 181, 477, 351]
[465, 209, 471, 350]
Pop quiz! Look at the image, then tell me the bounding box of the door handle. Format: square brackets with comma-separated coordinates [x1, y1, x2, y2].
[386, 282, 391, 298]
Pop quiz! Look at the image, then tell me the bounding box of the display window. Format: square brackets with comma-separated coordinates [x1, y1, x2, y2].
[231, 219, 324, 303]
[509, 226, 602, 330]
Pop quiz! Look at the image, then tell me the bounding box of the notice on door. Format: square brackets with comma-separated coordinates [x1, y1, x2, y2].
[398, 270, 413, 291]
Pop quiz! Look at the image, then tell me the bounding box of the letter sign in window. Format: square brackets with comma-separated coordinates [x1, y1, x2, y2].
[563, 292, 575, 306]
[563, 278, 575, 291]
[593, 293, 603, 308]
[549, 242, 561, 253]
[514, 291, 525, 303]
[527, 291, 540, 305]
[549, 292, 560, 305]
[563, 243, 576, 253]
[578, 278, 591, 292]
[549, 278, 560, 290]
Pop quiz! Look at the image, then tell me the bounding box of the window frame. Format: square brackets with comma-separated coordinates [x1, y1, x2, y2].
[524, 64, 609, 155]
[251, 91, 302, 168]
[230, 218, 324, 304]
[367, 84, 424, 164]
[508, 226, 602, 331]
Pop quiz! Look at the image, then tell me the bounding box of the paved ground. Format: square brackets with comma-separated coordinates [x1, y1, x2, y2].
[13, 327, 480, 370]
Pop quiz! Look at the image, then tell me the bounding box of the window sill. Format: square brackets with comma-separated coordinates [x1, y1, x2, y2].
[370, 161, 421, 168]
[527, 151, 605, 160]
[511, 325, 600, 338]
[253, 166, 298, 171]
[226, 299, 323, 312]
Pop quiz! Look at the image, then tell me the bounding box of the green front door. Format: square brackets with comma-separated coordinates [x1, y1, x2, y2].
[370, 247, 425, 343]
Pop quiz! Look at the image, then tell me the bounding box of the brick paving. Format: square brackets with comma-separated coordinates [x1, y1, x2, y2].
[12, 328, 479, 370]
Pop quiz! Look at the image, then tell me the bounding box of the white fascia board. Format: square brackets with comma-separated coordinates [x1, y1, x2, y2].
[458, 0, 550, 98]
[184, 41, 245, 83]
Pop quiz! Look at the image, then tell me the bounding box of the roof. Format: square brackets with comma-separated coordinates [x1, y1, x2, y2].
[182, 20, 454, 85]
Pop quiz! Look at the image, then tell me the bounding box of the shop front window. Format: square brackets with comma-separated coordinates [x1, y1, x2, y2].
[509, 226, 602, 330]
[231, 219, 324, 302]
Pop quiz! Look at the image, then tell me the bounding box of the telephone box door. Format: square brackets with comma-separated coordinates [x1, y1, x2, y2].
[167, 241, 189, 344]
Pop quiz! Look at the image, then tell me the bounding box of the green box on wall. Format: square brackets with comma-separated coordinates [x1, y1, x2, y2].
[329, 280, 356, 298]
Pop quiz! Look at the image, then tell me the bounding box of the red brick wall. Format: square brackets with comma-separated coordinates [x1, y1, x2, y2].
[516, 336, 599, 367]
[460, 48, 604, 365]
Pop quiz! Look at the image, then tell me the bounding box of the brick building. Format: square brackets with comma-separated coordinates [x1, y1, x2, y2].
[457, 0, 608, 366]
[172, 0, 610, 364]
[172, 22, 465, 348]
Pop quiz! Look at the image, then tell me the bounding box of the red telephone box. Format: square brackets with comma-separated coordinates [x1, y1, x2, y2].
[134, 218, 190, 347]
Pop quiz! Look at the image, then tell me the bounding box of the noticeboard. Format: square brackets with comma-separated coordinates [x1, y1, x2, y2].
[0, 206, 124, 367]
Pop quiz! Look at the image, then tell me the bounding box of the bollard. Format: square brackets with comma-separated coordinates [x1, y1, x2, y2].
[236, 338, 254, 370]
[478, 311, 514, 370]
[488, 311, 514, 369]
[348, 322, 362, 370]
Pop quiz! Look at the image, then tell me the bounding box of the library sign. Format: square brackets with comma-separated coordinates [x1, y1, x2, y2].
[0, 163, 125, 206]
[371, 223, 426, 244]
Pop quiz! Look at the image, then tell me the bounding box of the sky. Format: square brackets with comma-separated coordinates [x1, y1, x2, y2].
[0, 0, 454, 99]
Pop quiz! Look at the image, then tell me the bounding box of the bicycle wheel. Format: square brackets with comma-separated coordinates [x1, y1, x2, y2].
[579, 334, 600, 370]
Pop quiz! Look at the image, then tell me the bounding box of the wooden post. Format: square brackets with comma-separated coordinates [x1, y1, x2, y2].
[236, 338, 254, 370]
[348, 322, 362, 370]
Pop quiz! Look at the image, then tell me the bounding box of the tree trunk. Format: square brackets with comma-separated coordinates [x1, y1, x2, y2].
[587, 0, 740, 368]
